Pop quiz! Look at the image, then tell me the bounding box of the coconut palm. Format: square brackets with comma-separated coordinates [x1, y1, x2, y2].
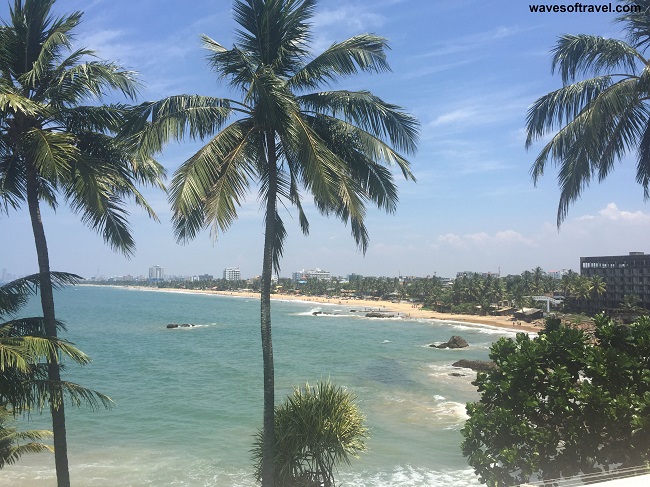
[0, 273, 111, 469]
[526, 0, 650, 225]
[252, 381, 368, 487]
[0, 1, 164, 484]
[589, 275, 607, 300]
[127, 1, 417, 483]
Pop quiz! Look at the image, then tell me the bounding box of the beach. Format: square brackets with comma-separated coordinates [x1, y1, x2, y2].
[105, 284, 542, 333]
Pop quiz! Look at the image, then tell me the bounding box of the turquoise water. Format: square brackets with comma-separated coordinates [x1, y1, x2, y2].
[2, 286, 518, 486]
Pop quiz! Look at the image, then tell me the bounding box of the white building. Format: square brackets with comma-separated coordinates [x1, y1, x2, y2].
[293, 268, 331, 281]
[223, 267, 241, 281]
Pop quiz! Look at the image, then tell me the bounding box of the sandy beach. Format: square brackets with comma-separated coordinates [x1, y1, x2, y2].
[106, 285, 542, 334]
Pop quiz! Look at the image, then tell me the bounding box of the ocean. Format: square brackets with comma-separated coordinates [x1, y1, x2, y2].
[2, 285, 518, 486]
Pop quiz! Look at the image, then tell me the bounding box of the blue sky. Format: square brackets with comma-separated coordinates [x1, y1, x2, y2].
[2, 0, 649, 280]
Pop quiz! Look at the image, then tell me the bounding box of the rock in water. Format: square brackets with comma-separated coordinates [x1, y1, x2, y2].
[451, 359, 496, 372]
[166, 323, 195, 329]
[435, 335, 469, 349]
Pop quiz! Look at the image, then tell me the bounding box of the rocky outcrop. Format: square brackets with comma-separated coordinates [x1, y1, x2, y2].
[451, 359, 496, 372]
[365, 312, 395, 318]
[432, 335, 469, 349]
[166, 323, 195, 329]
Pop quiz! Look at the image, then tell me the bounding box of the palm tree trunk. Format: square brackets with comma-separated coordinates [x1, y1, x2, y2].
[260, 130, 277, 487]
[25, 163, 70, 487]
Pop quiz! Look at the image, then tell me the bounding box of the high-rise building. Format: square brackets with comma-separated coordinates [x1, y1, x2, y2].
[580, 252, 650, 311]
[148, 265, 164, 281]
[223, 267, 241, 281]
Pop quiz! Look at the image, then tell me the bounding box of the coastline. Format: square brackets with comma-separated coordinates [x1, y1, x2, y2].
[84, 284, 541, 334]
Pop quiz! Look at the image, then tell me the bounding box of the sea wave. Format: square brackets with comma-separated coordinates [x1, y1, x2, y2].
[339, 465, 481, 486]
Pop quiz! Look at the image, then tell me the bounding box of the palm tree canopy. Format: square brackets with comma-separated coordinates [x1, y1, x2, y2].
[525, 0, 650, 225]
[0, 0, 166, 255]
[129, 0, 419, 272]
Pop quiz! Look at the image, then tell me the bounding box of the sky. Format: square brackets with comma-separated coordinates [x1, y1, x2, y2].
[2, 0, 650, 280]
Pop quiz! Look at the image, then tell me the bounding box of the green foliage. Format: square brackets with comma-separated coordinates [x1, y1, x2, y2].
[0, 275, 113, 413]
[461, 315, 650, 486]
[252, 381, 368, 487]
[0, 404, 52, 469]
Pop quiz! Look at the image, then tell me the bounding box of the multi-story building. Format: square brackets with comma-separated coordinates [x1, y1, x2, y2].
[148, 265, 164, 282]
[223, 267, 241, 281]
[547, 269, 570, 280]
[580, 252, 650, 311]
[293, 268, 331, 281]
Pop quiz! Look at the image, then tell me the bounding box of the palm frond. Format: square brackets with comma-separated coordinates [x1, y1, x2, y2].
[526, 76, 615, 145]
[289, 34, 391, 91]
[551, 34, 644, 84]
[123, 95, 238, 159]
[0, 273, 81, 319]
[528, 77, 643, 182]
[202, 39, 259, 92]
[22, 129, 77, 184]
[170, 120, 257, 243]
[299, 90, 419, 155]
[636, 115, 650, 199]
[308, 112, 415, 187]
[0, 404, 53, 469]
[617, 0, 650, 49]
[49, 61, 140, 104]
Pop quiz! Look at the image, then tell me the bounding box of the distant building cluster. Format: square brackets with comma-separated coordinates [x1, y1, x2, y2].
[456, 270, 501, 279]
[292, 268, 331, 282]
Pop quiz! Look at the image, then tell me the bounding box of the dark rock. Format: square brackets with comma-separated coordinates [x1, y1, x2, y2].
[451, 359, 496, 372]
[436, 335, 469, 349]
[365, 312, 395, 318]
[449, 372, 467, 377]
[166, 323, 194, 329]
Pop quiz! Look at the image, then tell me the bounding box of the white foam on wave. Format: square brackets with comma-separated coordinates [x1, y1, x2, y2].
[339, 465, 481, 486]
[377, 390, 469, 428]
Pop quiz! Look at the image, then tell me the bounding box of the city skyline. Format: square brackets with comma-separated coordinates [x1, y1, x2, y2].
[2, 1, 649, 281]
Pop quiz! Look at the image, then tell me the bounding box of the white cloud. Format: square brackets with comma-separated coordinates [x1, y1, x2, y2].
[598, 203, 650, 224]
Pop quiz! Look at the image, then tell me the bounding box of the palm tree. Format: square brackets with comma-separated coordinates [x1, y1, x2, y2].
[128, 1, 418, 483]
[526, 0, 650, 225]
[589, 275, 607, 300]
[252, 381, 368, 487]
[0, 273, 111, 469]
[0, 2, 164, 485]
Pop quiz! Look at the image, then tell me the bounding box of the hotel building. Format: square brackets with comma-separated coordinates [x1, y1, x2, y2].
[223, 267, 241, 281]
[580, 252, 650, 311]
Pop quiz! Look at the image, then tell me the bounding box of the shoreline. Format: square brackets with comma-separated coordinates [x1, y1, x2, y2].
[83, 284, 541, 334]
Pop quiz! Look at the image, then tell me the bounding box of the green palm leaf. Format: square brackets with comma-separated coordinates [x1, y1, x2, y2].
[527, 4, 650, 224]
